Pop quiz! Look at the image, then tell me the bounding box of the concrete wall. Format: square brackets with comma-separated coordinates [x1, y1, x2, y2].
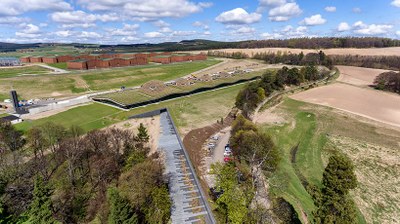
[28, 96, 91, 115]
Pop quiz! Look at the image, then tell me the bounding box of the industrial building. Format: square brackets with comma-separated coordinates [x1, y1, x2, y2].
[20, 52, 206, 70]
[0, 57, 21, 66]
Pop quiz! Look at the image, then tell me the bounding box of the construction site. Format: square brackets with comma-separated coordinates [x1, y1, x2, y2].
[20, 52, 207, 70]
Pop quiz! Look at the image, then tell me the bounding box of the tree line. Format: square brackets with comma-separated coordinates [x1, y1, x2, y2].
[211, 115, 296, 223]
[329, 55, 400, 70]
[238, 37, 400, 49]
[235, 64, 329, 117]
[0, 121, 171, 223]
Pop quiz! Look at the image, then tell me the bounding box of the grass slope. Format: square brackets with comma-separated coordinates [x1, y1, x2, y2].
[81, 59, 221, 90]
[47, 62, 67, 70]
[260, 97, 400, 223]
[0, 60, 221, 99]
[16, 83, 244, 134]
[0, 65, 50, 78]
[16, 103, 121, 132]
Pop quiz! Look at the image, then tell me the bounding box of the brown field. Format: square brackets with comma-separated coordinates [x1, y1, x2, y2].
[291, 83, 400, 128]
[191, 47, 400, 56]
[337, 66, 391, 87]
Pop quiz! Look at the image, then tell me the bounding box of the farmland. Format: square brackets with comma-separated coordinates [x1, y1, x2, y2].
[260, 98, 400, 224]
[291, 66, 400, 128]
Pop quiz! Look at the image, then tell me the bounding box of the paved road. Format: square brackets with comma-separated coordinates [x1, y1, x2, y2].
[36, 63, 69, 74]
[158, 111, 215, 224]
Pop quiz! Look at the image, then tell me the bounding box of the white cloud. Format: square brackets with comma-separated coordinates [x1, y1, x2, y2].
[0, 16, 30, 24]
[78, 0, 210, 20]
[325, 6, 336, 12]
[259, 0, 286, 6]
[396, 31, 400, 36]
[55, 30, 73, 37]
[269, 2, 302, 21]
[77, 31, 102, 39]
[300, 14, 326, 26]
[51, 10, 120, 28]
[203, 31, 211, 35]
[216, 8, 262, 24]
[153, 20, 170, 28]
[353, 21, 366, 28]
[352, 7, 362, 13]
[107, 24, 139, 36]
[337, 22, 351, 32]
[192, 21, 209, 30]
[261, 25, 308, 39]
[391, 0, 400, 7]
[354, 24, 393, 35]
[261, 32, 283, 39]
[236, 27, 256, 34]
[171, 30, 197, 36]
[0, 0, 71, 16]
[159, 27, 173, 33]
[15, 24, 41, 38]
[144, 32, 164, 38]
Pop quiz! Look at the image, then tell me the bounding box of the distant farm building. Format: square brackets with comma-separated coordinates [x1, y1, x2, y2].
[20, 52, 206, 70]
[0, 57, 21, 66]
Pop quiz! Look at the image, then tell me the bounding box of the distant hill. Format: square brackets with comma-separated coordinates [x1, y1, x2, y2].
[0, 42, 41, 52]
[1, 37, 400, 53]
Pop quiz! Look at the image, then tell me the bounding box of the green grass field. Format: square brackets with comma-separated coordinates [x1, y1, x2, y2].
[0, 59, 221, 100]
[47, 62, 67, 70]
[97, 70, 263, 105]
[16, 82, 244, 134]
[81, 59, 221, 90]
[0, 65, 50, 78]
[15, 103, 121, 132]
[259, 97, 400, 223]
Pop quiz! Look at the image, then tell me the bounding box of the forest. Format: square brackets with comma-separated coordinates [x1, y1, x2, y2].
[238, 37, 400, 49]
[0, 121, 170, 223]
[211, 115, 359, 223]
[235, 64, 330, 116]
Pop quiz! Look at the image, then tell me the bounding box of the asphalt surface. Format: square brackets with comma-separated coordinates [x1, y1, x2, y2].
[158, 111, 215, 224]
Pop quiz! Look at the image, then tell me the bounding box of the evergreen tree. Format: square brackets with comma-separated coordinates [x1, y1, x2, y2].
[143, 186, 171, 224]
[137, 123, 150, 143]
[314, 154, 358, 224]
[107, 188, 138, 224]
[26, 175, 59, 224]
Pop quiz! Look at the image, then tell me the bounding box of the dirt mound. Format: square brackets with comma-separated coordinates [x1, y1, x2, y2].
[140, 80, 166, 95]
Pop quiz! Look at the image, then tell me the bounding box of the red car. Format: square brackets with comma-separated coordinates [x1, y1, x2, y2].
[224, 156, 233, 163]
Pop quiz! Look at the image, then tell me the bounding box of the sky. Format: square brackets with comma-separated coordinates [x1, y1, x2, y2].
[0, 0, 400, 44]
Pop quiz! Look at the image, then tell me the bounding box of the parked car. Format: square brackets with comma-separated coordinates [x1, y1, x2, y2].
[208, 142, 216, 147]
[224, 156, 233, 163]
[211, 135, 219, 140]
[224, 147, 232, 156]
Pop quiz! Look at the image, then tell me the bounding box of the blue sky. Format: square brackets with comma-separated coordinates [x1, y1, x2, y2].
[0, 0, 399, 44]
